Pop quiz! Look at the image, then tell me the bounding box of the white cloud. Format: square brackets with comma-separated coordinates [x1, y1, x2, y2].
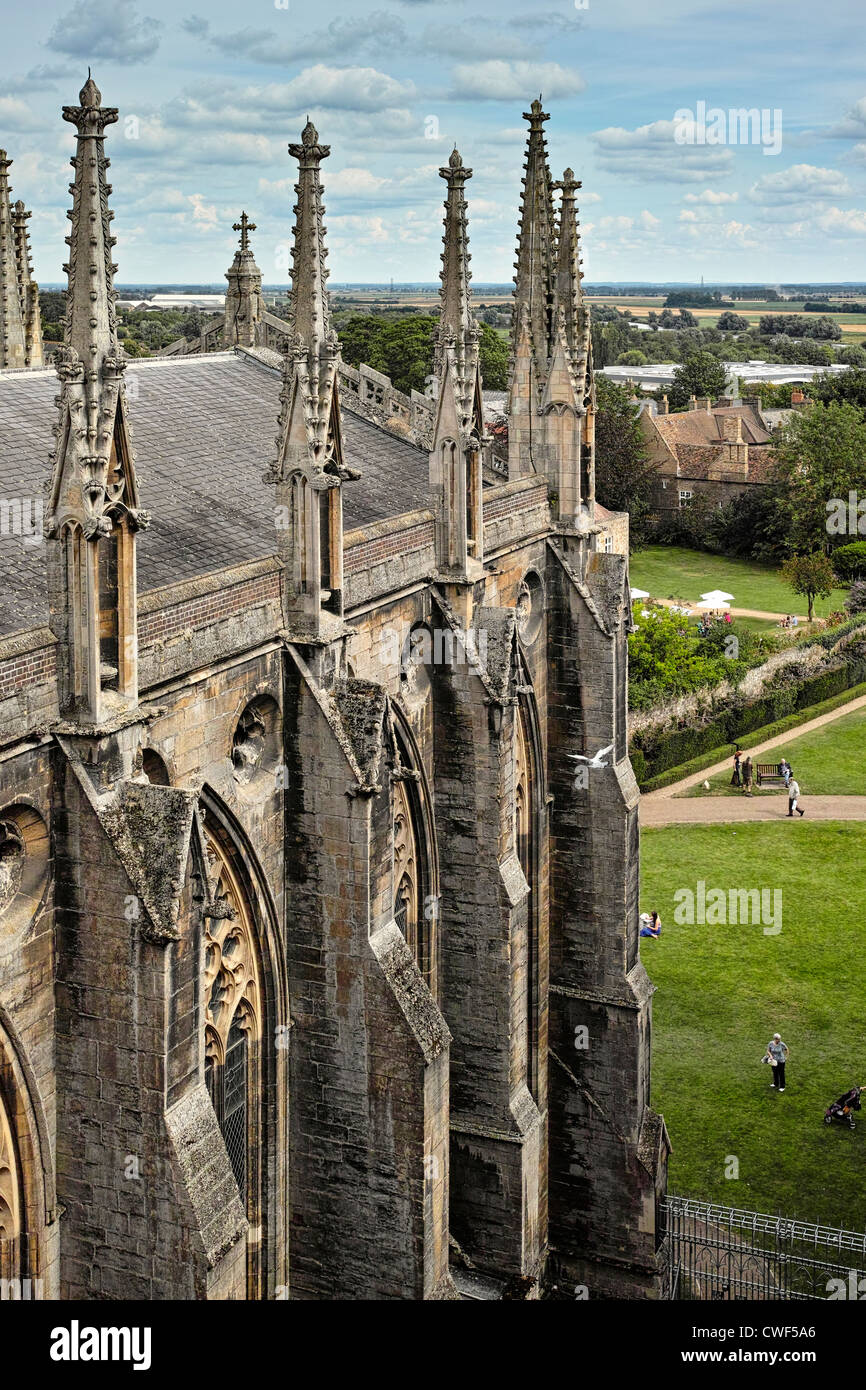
[278, 65, 415, 113]
[47, 0, 162, 64]
[182, 12, 406, 65]
[826, 97, 866, 139]
[450, 61, 585, 102]
[749, 164, 852, 204]
[592, 120, 734, 182]
[321, 167, 390, 197]
[0, 96, 44, 131]
[815, 207, 866, 237]
[683, 189, 738, 204]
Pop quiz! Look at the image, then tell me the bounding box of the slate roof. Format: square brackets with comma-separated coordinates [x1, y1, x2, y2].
[654, 404, 771, 450]
[0, 351, 429, 636]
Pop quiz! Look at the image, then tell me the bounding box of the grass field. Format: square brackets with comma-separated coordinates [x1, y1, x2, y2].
[589, 294, 866, 335]
[630, 545, 848, 618]
[641, 822, 866, 1228]
[684, 702, 866, 798]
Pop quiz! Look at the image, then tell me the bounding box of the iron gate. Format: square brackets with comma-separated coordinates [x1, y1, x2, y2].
[662, 1195, 866, 1300]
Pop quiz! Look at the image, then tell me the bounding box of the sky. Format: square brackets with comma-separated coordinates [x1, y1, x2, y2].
[1, 0, 865, 285]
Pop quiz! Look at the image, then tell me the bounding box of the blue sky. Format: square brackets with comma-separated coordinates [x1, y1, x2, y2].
[1, 0, 865, 284]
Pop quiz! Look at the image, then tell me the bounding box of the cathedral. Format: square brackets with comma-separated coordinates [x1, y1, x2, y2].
[0, 76, 668, 1300]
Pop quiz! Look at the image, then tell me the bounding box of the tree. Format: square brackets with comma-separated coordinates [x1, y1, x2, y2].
[594, 376, 657, 548]
[773, 401, 866, 550]
[781, 552, 836, 621]
[477, 321, 508, 390]
[717, 311, 750, 332]
[809, 367, 866, 415]
[616, 349, 647, 366]
[667, 351, 729, 410]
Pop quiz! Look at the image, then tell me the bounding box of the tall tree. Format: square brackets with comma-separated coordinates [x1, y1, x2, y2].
[594, 376, 657, 548]
[773, 401, 866, 551]
[667, 351, 728, 410]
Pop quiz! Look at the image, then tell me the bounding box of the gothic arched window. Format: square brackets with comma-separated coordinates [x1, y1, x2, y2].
[515, 699, 538, 1100]
[391, 722, 437, 995]
[202, 815, 263, 1289]
[0, 1086, 21, 1283]
[393, 779, 421, 963]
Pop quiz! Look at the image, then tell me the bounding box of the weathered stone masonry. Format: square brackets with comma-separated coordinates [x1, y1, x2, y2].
[0, 78, 667, 1302]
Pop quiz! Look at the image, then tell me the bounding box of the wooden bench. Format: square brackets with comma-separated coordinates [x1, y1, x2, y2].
[756, 762, 787, 787]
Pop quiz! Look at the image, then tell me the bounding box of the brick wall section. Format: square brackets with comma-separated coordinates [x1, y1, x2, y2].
[483, 479, 550, 555]
[139, 572, 281, 650]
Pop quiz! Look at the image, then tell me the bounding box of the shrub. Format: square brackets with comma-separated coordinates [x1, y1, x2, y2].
[846, 580, 866, 616]
[833, 541, 866, 581]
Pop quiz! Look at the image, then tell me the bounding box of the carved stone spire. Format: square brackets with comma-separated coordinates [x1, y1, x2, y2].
[510, 100, 556, 380]
[506, 99, 557, 477]
[11, 199, 43, 368]
[46, 74, 148, 725]
[552, 168, 586, 364]
[428, 149, 486, 594]
[433, 147, 481, 423]
[0, 150, 27, 369]
[267, 120, 357, 641]
[223, 211, 264, 348]
[286, 119, 332, 358]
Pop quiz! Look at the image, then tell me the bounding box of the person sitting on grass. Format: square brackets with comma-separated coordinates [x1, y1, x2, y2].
[639, 911, 661, 939]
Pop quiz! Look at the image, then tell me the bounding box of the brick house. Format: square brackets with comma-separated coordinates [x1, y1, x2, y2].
[641, 394, 780, 518]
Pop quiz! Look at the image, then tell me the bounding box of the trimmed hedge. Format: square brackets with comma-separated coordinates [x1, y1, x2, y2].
[637, 680, 866, 794]
[631, 647, 866, 785]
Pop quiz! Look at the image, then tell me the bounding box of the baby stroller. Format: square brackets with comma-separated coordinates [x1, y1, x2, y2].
[824, 1086, 863, 1130]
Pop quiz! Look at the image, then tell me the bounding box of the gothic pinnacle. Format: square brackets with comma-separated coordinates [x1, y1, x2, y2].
[0, 148, 28, 368]
[434, 145, 479, 411]
[552, 167, 585, 360]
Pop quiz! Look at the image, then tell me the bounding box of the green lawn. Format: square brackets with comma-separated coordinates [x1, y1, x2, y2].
[630, 545, 848, 618]
[684, 702, 866, 798]
[641, 822, 866, 1228]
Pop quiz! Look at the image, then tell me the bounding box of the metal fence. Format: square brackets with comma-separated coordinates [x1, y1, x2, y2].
[662, 1195, 866, 1300]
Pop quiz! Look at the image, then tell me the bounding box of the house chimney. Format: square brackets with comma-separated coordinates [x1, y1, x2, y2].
[660, 393, 669, 415]
[689, 393, 698, 411]
[791, 388, 805, 405]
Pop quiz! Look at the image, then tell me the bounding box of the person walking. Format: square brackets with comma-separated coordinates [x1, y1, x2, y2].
[730, 748, 742, 788]
[742, 755, 753, 796]
[762, 1033, 789, 1091]
[780, 758, 792, 788]
[787, 777, 805, 817]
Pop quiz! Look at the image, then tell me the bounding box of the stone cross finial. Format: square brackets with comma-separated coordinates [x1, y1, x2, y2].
[233, 211, 256, 253]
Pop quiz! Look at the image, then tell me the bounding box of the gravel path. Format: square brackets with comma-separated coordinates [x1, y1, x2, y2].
[640, 692, 866, 827]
